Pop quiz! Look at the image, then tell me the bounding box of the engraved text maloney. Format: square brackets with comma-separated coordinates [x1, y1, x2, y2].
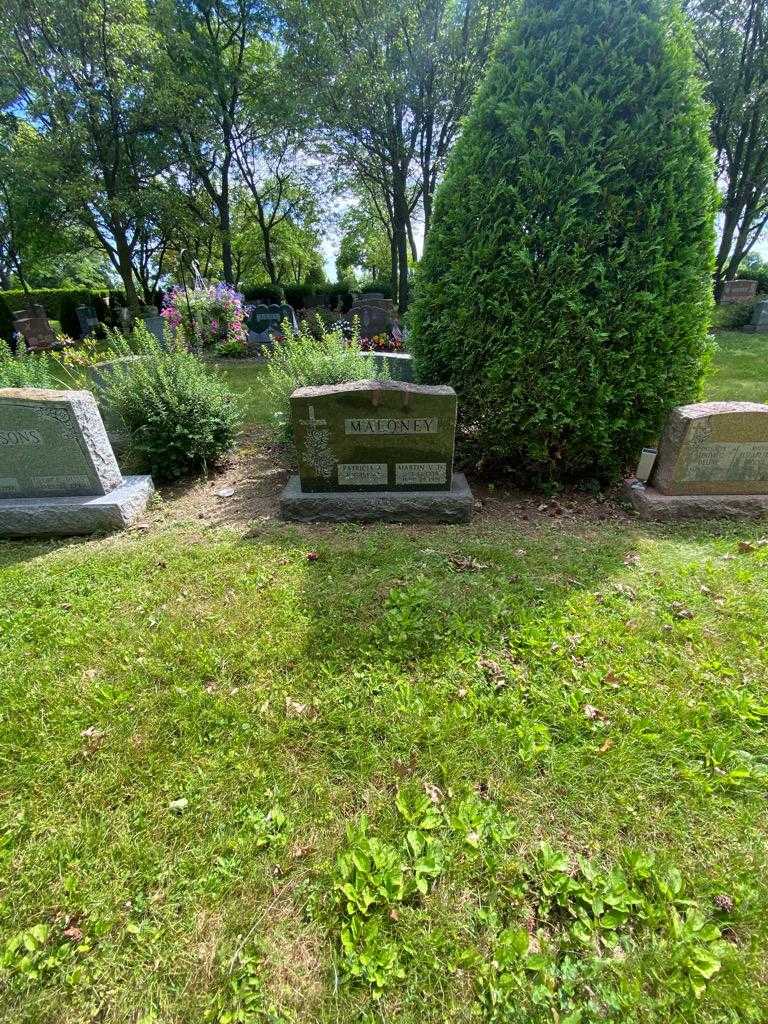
[345, 417, 438, 435]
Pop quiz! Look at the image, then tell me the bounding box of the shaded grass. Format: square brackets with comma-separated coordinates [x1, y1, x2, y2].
[708, 331, 768, 404]
[1, 335, 767, 1021]
[1, 521, 767, 1022]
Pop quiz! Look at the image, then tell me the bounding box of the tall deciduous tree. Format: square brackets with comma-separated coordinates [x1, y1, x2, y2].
[164, 0, 273, 284]
[280, 0, 508, 310]
[0, 0, 170, 310]
[686, 0, 768, 288]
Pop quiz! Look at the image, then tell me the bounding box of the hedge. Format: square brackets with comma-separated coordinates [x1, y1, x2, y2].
[409, 0, 716, 484]
[0, 288, 110, 340]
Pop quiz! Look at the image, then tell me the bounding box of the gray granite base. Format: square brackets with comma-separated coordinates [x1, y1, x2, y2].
[281, 472, 473, 523]
[0, 476, 154, 537]
[624, 479, 768, 521]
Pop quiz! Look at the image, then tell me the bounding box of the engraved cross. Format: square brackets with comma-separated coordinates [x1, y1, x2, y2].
[300, 405, 327, 429]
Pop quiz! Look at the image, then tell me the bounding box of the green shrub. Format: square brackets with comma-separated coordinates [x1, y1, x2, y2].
[711, 301, 756, 331]
[409, 0, 717, 484]
[262, 317, 389, 438]
[96, 324, 241, 482]
[0, 288, 109, 340]
[738, 267, 768, 296]
[0, 340, 55, 388]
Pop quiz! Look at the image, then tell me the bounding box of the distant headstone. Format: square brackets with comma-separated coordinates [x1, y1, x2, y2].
[743, 299, 768, 334]
[348, 302, 391, 336]
[721, 279, 758, 304]
[76, 305, 99, 338]
[364, 351, 414, 381]
[626, 401, 768, 519]
[12, 308, 58, 351]
[280, 380, 472, 522]
[0, 388, 153, 536]
[248, 303, 287, 335]
[142, 314, 165, 346]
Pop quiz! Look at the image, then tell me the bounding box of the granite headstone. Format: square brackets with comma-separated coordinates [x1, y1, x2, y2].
[626, 401, 768, 519]
[0, 388, 153, 535]
[743, 299, 768, 334]
[348, 303, 391, 336]
[721, 279, 758, 304]
[280, 380, 472, 523]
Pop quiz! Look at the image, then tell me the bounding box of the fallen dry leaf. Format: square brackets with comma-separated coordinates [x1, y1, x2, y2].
[738, 541, 756, 554]
[62, 926, 84, 943]
[448, 554, 489, 572]
[670, 602, 695, 620]
[423, 782, 443, 805]
[285, 696, 309, 718]
[599, 738, 615, 753]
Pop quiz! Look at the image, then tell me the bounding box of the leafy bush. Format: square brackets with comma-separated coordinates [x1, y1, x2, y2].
[409, 0, 717, 483]
[711, 301, 756, 331]
[0, 339, 55, 388]
[0, 288, 109, 340]
[96, 324, 241, 482]
[738, 267, 768, 295]
[262, 317, 388, 438]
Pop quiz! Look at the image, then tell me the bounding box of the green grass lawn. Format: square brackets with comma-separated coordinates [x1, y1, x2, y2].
[1, 334, 768, 1023]
[708, 332, 768, 404]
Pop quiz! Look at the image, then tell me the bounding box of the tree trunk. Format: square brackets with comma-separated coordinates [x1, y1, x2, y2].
[115, 231, 141, 313]
[220, 162, 233, 285]
[392, 167, 410, 311]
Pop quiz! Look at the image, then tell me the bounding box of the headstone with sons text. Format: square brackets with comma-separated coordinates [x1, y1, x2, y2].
[280, 379, 472, 522]
[0, 388, 154, 536]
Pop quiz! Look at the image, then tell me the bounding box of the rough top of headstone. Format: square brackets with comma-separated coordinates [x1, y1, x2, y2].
[293, 380, 454, 399]
[651, 400, 768, 496]
[0, 388, 122, 498]
[673, 401, 768, 419]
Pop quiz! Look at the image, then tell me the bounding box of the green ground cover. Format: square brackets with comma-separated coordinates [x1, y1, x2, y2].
[1, 333, 767, 1023]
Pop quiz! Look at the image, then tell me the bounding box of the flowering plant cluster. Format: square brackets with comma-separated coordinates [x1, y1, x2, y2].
[162, 283, 248, 354]
[358, 333, 405, 353]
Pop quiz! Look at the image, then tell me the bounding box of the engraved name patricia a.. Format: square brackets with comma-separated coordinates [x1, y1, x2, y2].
[0, 429, 43, 446]
[345, 416, 439, 435]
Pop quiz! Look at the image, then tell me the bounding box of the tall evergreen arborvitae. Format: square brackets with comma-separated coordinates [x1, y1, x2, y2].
[409, 0, 717, 482]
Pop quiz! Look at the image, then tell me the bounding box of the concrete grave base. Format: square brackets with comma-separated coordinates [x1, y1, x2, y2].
[0, 475, 154, 537]
[280, 472, 473, 524]
[624, 479, 768, 521]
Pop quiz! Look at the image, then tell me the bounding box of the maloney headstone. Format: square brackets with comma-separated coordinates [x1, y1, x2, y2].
[626, 401, 768, 519]
[280, 380, 473, 522]
[0, 388, 154, 536]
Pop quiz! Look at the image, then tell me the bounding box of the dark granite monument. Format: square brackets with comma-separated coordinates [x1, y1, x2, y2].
[0, 388, 153, 535]
[12, 306, 58, 350]
[280, 380, 472, 522]
[626, 401, 768, 519]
